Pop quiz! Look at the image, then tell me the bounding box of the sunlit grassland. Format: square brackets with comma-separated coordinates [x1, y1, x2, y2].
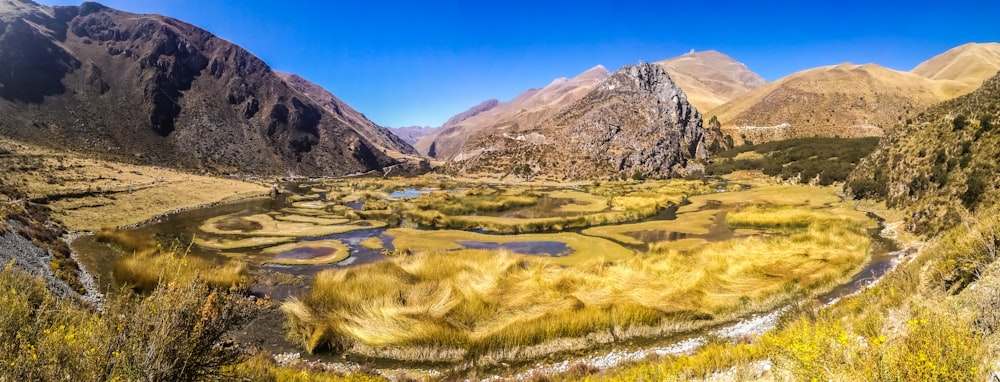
[384, 228, 633, 265]
[679, 183, 840, 214]
[193, 235, 295, 250]
[259, 239, 350, 265]
[580, 207, 1000, 382]
[359, 237, 384, 250]
[581, 209, 718, 246]
[548, 190, 608, 213]
[96, 228, 249, 291]
[0, 138, 268, 231]
[199, 213, 386, 237]
[284, 206, 873, 362]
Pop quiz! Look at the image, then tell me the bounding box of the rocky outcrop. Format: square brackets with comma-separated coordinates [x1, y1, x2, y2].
[451, 63, 708, 180]
[0, 0, 414, 177]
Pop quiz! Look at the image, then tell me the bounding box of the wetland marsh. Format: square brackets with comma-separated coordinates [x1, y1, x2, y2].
[71, 175, 888, 372]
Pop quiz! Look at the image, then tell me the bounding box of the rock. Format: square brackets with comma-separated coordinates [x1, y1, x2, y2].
[450, 63, 710, 180]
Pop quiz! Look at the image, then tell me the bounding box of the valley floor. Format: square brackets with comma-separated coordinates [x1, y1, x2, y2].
[0, 137, 271, 231]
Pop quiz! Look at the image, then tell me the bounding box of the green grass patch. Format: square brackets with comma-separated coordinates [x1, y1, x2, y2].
[706, 137, 879, 185]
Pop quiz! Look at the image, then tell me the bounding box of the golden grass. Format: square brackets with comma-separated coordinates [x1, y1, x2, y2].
[359, 237, 383, 250]
[286, 207, 872, 361]
[193, 236, 295, 250]
[260, 240, 350, 265]
[0, 138, 269, 231]
[114, 249, 248, 292]
[648, 238, 709, 251]
[582, 209, 718, 245]
[680, 183, 840, 214]
[200, 213, 385, 237]
[385, 228, 633, 265]
[272, 214, 350, 225]
[548, 190, 608, 213]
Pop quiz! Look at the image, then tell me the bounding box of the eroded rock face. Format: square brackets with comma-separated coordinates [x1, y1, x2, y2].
[0, 0, 412, 176]
[451, 63, 709, 180]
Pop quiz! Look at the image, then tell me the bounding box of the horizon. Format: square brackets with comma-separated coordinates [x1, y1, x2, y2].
[36, 0, 1000, 128]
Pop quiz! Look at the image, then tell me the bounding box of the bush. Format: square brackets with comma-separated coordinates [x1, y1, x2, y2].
[0, 263, 263, 381]
[962, 172, 988, 209]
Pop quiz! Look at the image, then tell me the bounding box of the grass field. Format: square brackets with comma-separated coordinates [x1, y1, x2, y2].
[284, 192, 874, 362]
[0, 138, 269, 231]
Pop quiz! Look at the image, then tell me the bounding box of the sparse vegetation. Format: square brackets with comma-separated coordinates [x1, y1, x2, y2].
[0, 263, 263, 381]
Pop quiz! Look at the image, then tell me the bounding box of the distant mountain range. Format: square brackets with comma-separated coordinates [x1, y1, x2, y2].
[0, 0, 418, 176]
[3, 0, 999, 181]
[711, 43, 1000, 145]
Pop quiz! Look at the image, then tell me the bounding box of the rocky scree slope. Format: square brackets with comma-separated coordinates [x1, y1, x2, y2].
[847, 70, 1000, 235]
[449, 63, 713, 180]
[0, 0, 409, 176]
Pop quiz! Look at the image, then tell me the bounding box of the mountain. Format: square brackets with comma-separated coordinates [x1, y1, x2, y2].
[440, 98, 500, 128]
[414, 65, 610, 158]
[912, 42, 1000, 96]
[656, 50, 766, 112]
[0, 0, 414, 176]
[848, 70, 1000, 234]
[277, 73, 416, 156]
[448, 63, 708, 180]
[709, 63, 950, 145]
[710, 44, 1000, 146]
[391, 126, 438, 145]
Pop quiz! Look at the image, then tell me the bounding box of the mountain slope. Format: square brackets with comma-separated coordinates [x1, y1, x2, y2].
[848, 71, 1000, 234]
[710, 63, 948, 145]
[912, 42, 1000, 96]
[449, 63, 708, 180]
[277, 73, 417, 157]
[0, 0, 410, 176]
[414, 65, 610, 159]
[656, 50, 766, 112]
[390, 126, 438, 145]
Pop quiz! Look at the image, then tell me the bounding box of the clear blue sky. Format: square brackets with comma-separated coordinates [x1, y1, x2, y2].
[37, 0, 1000, 127]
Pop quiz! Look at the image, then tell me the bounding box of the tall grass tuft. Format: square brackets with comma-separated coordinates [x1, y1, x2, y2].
[283, 207, 871, 361]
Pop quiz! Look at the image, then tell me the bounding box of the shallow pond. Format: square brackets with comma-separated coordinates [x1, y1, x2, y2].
[456, 240, 573, 257]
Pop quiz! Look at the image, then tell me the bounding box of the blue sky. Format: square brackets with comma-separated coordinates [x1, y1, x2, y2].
[38, 0, 1000, 127]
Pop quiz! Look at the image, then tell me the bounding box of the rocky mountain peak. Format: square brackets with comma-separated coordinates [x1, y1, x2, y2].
[448, 62, 711, 180]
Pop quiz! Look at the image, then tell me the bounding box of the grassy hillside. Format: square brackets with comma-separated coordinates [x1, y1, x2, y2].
[847, 71, 1000, 235]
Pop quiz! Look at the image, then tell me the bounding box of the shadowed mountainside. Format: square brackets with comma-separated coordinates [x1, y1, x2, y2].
[0, 0, 414, 176]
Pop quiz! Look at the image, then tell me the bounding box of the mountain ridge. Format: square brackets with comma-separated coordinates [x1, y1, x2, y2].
[0, 0, 414, 176]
